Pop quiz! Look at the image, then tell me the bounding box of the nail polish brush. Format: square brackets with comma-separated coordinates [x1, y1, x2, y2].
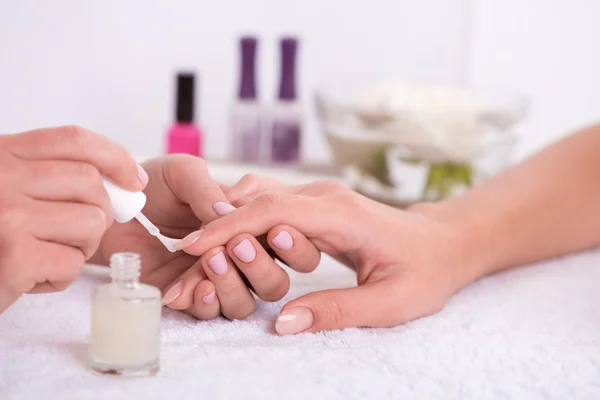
[101, 177, 181, 252]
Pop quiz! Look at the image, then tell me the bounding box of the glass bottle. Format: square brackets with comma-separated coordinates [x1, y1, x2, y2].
[90, 253, 161, 377]
[231, 36, 262, 163]
[270, 37, 301, 163]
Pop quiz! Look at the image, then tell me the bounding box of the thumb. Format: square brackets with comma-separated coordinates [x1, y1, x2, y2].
[274, 279, 399, 335]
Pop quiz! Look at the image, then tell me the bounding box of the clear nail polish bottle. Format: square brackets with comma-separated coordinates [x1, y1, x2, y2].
[231, 36, 262, 163]
[90, 253, 161, 377]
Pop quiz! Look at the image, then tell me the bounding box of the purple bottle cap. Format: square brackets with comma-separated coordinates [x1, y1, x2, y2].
[238, 36, 258, 100]
[278, 37, 298, 101]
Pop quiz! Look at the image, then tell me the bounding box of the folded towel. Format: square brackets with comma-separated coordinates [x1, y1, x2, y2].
[1, 251, 600, 400]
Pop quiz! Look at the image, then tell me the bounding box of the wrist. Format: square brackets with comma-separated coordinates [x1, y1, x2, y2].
[407, 200, 492, 286]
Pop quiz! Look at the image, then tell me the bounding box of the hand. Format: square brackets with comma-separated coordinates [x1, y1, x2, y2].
[179, 181, 475, 334]
[158, 173, 320, 319]
[0, 125, 145, 314]
[97, 157, 320, 321]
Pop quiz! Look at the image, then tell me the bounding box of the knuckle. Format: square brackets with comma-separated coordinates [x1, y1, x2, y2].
[59, 125, 88, 143]
[256, 192, 284, 208]
[260, 279, 290, 302]
[0, 204, 27, 232]
[74, 162, 102, 185]
[170, 154, 207, 173]
[231, 195, 253, 208]
[321, 298, 346, 328]
[314, 180, 345, 193]
[84, 206, 108, 239]
[226, 300, 256, 320]
[239, 173, 260, 187]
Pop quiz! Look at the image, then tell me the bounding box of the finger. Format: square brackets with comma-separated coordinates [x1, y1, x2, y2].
[224, 174, 286, 204]
[25, 241, 86, 294]
[179, 192, 365, 256]
[226, 234, 290, 301]
[31, 201, 107, 259]
[161, 260, 222, 320]
[22, 160, 112, 226]
[8, 125, 144, 191]
[201, 247, 256, 320]
[189, 280, 221, 320]
[162, 155, 234, 223]
[267, 225, 321, 273]
[274, 279, 402, 335]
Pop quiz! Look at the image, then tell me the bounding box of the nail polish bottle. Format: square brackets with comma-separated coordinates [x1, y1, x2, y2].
[90, 253, 161, 377]
[166, 72, 202, 156]
[231, 36, 262, 163]
[270, 37, 301, 163]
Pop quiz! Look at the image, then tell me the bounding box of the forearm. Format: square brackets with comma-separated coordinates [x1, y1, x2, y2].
[416, 124, 600, 280]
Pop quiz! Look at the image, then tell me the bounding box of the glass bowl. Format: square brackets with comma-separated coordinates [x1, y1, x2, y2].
[314, 78, 529, 206]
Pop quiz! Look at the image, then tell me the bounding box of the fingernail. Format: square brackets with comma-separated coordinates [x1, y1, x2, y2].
[272, 230, 293, 251]
[275, 307, 314, 335]
[213, 202, 235, 216]
[161, 281, 183, 305]
[202, 290, 216, 304]
[232, 239, 256, 263]
[175, 230, 203, 250]
[137, 164, 149, 186]
[208, 252, 228, 275]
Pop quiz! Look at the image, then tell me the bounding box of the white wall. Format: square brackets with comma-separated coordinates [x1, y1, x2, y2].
[469, 0, 600, 160]
[2, 0, 598, 163]
[0, 0, 471, 161]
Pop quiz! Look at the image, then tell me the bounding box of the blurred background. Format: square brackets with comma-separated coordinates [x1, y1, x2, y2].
[1, 0, 599, 204]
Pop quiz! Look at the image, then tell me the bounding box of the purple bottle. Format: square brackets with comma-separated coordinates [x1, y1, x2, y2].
[231, 36, 262, 163]
[271, 37, 301, 163]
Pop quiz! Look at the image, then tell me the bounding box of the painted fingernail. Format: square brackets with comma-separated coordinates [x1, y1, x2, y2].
[161, 281, 183, 305]
[213, 202, 236, 216]
[275, 307, 314, 335]
[175, 230, 203, 250]
[232, 239, 256, 263]
[208, 252, 228, 275]
[272, 230, 293, 251]
[137, 164, 149, 186]
[202, 290, 216, 305]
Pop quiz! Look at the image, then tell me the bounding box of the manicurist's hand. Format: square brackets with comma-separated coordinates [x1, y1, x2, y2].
[0, 125, 145, 314]
[177, 181, 474, 335]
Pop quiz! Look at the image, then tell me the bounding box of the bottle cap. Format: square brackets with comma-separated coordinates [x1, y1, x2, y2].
[278, 37, 298, 101]
[102, 177, 147, 223]
[175, 72, 195, 123]
[239, 36, 258, 100]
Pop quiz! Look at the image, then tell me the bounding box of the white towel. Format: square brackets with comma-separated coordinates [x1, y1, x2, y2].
[1, 251, 600, 400]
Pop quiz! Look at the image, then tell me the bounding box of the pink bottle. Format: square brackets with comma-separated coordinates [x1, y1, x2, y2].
[166, 72, 202, 156]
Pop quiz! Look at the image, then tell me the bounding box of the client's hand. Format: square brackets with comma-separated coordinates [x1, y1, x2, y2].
[179, 181, 474, 335]
[97, 156, 318, 320]
[159, 173, 320, 319]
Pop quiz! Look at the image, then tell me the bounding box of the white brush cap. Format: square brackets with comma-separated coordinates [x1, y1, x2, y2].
[102, 177, 147, 223]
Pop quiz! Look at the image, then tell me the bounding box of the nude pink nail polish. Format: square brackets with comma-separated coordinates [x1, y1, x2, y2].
[275, 307, 313, 335]
[272, 230, 293, 250]
[213, 202, 235, 216]
[232, 239, 256, 263]
[161, 281, 183, 305]
[208, 252, 228, 275]
[166, 73, 203, 157]
[202, 291, 216, 304]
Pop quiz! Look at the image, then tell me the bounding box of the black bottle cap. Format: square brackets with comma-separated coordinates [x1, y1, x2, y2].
[175, 72, 195, 123]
